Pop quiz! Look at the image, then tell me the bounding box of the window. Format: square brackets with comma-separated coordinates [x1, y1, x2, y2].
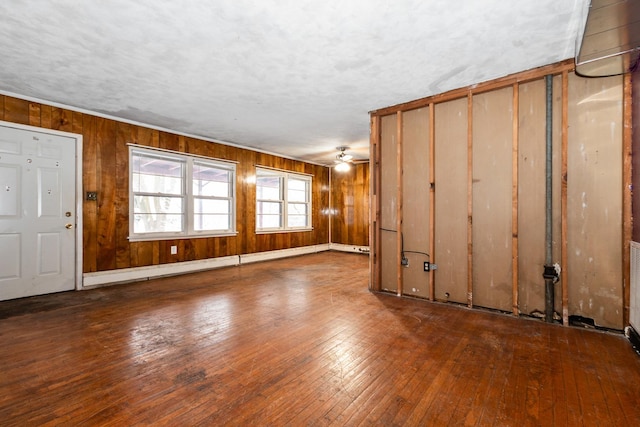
[256, 168, 312, 232]
[129, 146, 236, 240]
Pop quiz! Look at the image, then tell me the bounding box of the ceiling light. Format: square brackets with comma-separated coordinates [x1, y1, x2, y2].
[333, 146, 352, 172]
[334, 161, 351, 172]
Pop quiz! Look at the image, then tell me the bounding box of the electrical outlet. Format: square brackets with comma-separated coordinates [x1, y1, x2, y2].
[170, 245, 177, 255]
[424, 262, 430, 271]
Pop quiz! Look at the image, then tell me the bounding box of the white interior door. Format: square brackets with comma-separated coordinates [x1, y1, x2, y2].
[0, 124, 77, 300]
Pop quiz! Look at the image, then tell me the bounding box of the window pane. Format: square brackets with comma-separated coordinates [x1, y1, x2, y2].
[287, 215, 308, 228]
[288, 203, 307, 216]
[257, 176, 282, 200]
[133, 196, 184, 232]
[257, 214, 281, 228]
[133, 213, 183, 233]
[132, 154, 184, 195]
[194, 198, 230, 215]
[194, 214, 230, 231]
[257, 201, 282, 215]
[288, 178, 307, 192]
[287, 203, 308, 227]
[288, 187, 307, 202]
[193, 163, 230, 197]
[134, 195, 183, 214]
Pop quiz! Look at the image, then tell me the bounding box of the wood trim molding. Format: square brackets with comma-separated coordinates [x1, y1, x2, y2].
[429, 103, 436, 301]
[623, 72, 633, 326]
[396, 111, 404, 296]
[561, 70, 569, 326]
[467, 94, 474, 308]
[512, 83, 520, 316]
[370, 59, 575, 117]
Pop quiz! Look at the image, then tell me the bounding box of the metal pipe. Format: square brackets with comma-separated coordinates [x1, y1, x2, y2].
[544, 74, 554, 323]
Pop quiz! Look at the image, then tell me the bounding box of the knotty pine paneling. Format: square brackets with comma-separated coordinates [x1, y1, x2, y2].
[0, 95, 330, 273]
[330, 162, 369, 247]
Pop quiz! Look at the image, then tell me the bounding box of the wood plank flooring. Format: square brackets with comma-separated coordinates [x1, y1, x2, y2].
[1, 251, 639, 426]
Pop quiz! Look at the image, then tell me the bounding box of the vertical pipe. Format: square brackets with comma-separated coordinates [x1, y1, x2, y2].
[429, 103, 436, 301]
[545, 74, 555, 323]
[396, 111, 403, 297]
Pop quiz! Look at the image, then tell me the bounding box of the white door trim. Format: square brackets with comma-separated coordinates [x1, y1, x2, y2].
[0, 120, 83, 291]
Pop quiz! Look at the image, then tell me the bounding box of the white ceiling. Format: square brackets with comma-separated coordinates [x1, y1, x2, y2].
[0, 1, 588, 165]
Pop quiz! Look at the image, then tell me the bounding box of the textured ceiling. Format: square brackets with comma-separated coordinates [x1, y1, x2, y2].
[0, 1, 588, 165]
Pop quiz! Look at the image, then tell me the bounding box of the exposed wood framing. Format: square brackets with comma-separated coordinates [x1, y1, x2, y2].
[561, 70, 569, 326]
[396, 111, 404, 296]
[370, 60, 629, 328]
[429, 103, 436, 301]
[467, 94, 474, 308]
[623, 72, 633, 326]
[370, 115, 381, 292]
[512, 83, 519, 316]
[370, 59, 575, 117]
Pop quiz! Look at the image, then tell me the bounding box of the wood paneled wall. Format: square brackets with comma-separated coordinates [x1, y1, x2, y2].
[330, 162, 369, 246]
[0, 95, 330, 273]
[370, 60, 632, 330]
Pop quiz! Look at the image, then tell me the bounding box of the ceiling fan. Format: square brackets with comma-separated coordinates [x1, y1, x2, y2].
[334, 146, 353, 172]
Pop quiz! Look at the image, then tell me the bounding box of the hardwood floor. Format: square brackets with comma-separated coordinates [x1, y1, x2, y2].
[1, 251, 639, 426]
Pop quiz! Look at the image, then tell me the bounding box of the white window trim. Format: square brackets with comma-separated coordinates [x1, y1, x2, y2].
[129, 146, 237, 241]
[256, 167, 313, 234]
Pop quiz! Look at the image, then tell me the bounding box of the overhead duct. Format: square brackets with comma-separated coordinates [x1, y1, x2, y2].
[575, 0, 640, 77]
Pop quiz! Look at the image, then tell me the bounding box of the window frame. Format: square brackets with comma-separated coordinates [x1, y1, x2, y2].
[255, 167, 312, 233]
[129, 146, 237, 241]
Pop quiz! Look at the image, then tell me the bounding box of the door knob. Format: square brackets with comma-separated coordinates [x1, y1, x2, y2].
[65, 223, 73, 229]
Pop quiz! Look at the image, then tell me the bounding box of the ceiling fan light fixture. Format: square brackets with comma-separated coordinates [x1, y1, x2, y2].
[334, 161, 351, 172]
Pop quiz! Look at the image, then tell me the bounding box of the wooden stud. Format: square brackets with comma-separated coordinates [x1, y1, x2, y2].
[467, 93, 473, 308]
[561, 71, 569, 326]
[429, 103, 436, 301]
[396, 111, 404, 296]
[370, 115, 382, 292]
[512, 83, 519, 316]
[623, 72, 633, 326]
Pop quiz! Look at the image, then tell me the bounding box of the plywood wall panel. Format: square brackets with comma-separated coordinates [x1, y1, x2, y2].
[552, 75, 564, 316]
[567, 73, 623, 329]
[380, 114, 398, 292]
[402, 108, 430, 298]
[472, 87, 514, 312]
[434, 98, 469, 304]
[517, 80, 545, 314]
[517, 76, 563, 317]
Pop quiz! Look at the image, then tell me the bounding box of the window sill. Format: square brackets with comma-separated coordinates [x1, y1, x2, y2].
[128, 231, 238, 242]
[255, 228, 314, 235]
